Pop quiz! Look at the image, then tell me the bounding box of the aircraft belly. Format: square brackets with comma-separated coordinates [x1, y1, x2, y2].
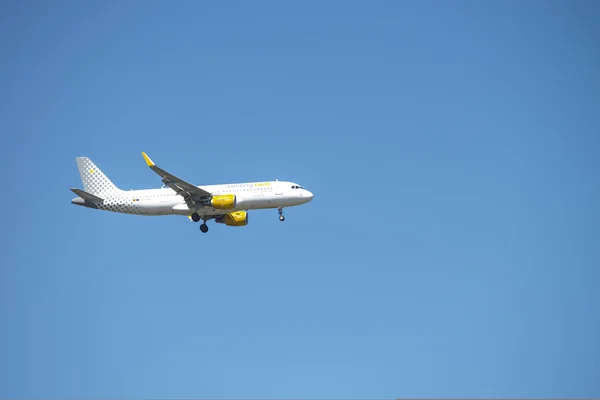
[243, 195, 298, 210]
[169, 194, 300, 216]
[138, 200, 179, 215]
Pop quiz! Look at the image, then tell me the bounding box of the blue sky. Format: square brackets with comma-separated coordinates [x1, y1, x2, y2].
[1, 0, 599, 398]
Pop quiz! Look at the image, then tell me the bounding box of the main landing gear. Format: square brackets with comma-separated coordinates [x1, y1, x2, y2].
[192, 213, 209, 233]
[278, 207, 285, 222]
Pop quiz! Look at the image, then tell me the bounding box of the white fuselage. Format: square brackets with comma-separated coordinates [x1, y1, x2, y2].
[76, 180, 313, 217]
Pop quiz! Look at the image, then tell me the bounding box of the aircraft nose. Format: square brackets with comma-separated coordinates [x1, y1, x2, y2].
[304, 190, 314, 201]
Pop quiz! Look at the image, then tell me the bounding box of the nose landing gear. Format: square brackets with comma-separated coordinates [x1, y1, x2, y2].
[278, 207, 285, 222]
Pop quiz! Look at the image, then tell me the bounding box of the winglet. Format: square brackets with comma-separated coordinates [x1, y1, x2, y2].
[141, 152, 155, 167]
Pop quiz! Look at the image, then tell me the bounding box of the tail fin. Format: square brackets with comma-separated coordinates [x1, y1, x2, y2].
[75, 157, 120, 195]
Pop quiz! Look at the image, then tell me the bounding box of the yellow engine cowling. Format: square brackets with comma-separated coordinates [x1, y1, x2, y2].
[216, 211, 248, 227]
[210, 194, 236, 210]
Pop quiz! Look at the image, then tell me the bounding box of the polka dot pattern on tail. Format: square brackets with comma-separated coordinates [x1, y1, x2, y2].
[75, 157, 119, 195]
[98, 192, 143, 215]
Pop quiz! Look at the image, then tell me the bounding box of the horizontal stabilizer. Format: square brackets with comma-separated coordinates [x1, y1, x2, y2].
[70, 188, 104, 204]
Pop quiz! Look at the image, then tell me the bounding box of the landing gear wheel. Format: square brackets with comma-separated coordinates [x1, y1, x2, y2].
[200, 223, 209, 233]
[191, 213, 201, 222]
[278, 207, 285, 222]
[279, 215, 285, 222]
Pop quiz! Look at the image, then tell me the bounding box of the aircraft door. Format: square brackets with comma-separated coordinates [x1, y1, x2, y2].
[275, 180, 284, 196]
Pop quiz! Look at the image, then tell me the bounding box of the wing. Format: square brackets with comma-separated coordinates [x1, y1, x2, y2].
[141, 152, 212, 208]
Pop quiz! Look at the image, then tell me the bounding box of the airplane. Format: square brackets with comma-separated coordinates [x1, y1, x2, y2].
[70, 152, 314, 233]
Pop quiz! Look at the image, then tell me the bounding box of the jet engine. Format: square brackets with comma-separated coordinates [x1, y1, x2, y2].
[210, 194, 236, 210]
[216, 211, 248, 227]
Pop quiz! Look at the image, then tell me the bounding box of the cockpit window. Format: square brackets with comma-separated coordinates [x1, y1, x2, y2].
[291, 185, 303, 189]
